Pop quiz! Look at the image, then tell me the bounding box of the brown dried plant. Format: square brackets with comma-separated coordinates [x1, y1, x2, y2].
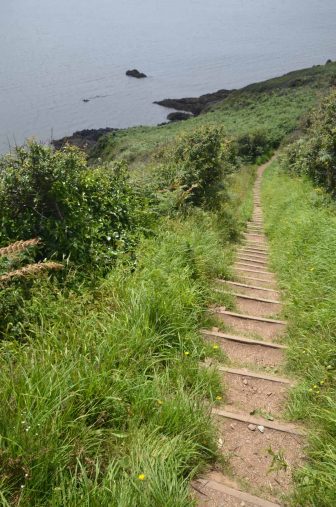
[0, 239, 40, 258]
[0, 262, 63, 285]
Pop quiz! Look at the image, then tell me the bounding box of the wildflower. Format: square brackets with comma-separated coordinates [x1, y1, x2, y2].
[20, 485, 24, 489]
[308, 388, 313, 392]
[184, 351, 190, 356]
[157, 400, 163, 405]
[213, 344, 219, 350]
[327, 365, 332, 370]
[310, 267, 315, 271]
[138, 474, 146, 481]
[216, 396, 222, 401]
[320, 380, 325, 385]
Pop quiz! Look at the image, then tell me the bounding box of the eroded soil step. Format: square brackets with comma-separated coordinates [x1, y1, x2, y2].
[202, 329, 286, 368]
[221, 280, 280, 300]
[235, 267, 276, 282]
[235, 261, 271, 272]
[193, 474, 281, 507]
[213, 310, 286, 340]
[238, 250, 268, 259]
[238, 275, 277, 289]
[213, 416, 305, 501]
[231, 293, 282, 318]
[218, 367, 290, 416]
[243, 233, 266, 241]
[237, 255, 268, 265]
[242, 243, 268, 252]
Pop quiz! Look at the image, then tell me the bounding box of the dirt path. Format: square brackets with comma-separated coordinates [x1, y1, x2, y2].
[193, 161, 306, 506]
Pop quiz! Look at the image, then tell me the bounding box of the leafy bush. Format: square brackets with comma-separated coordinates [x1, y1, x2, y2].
[154, 126, 237, 211]
[284, 90, 336, 194]
[237, 130, 272, 161]
[0, 142, 148, 271]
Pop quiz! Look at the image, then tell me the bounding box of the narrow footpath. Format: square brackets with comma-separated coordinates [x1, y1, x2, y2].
[193, 162, 306, 506]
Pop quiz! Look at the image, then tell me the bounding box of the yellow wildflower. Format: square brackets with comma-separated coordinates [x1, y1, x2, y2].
[138, 474, 146, 481]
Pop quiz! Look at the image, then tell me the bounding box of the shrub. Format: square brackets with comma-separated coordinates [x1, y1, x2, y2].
[0, 142, 147, 271]
[284, 90, 336, 194]
[236, 130, 271, 161]
[154, 126, 237, 211]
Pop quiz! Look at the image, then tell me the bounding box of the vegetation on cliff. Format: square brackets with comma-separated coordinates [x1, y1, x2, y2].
[1, 62, 336, 504]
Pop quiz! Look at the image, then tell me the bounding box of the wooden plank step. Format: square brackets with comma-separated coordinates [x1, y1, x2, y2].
[235, 261, 270, 272]
[243, 243, 268, 252]
[237, 255, 267, 265]
[223, 281, 279, 294]
[194, 478, 281, 507]
[223, 281, 280, 299]
[240, 275, 277, 289]
[214, 310, 286, 325]
[212, 408, 305, 436]
[238, 249, 268, 258]
[214, 310, 286, 340]
[235, 267, 275, 280]
[230, 292, 281, 305]
[201, 329, 287, 349]
[218, 366, 292, 385]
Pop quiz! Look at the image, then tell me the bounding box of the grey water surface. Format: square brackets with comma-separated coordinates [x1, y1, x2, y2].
[1, 0, 336, 153]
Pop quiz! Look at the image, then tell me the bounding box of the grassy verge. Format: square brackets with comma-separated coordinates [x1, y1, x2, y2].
[0, 164, 255, 506]
[262, 163, 336, 506]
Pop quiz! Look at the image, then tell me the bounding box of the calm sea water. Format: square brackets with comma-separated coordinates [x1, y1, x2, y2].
[1, 0, 336, 153]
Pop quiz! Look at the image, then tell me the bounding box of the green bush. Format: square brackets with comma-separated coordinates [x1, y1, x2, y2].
[154, 126, 237, 211]
[0, 142, 147, 271]
[236, 130, 272, 161]
[284, 90, 336, 194]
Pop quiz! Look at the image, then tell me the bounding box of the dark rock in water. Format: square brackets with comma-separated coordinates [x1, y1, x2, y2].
[167, 112, 192, 122]
[126, 69, 147, 79]
[155, 89, 234, 115]
[82, 99, 90, 103]
[52, 128, 118, 151]
[326, 59, 333, 65]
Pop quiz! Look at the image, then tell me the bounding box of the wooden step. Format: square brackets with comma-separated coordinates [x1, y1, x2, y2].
[239, 275, 277, 289]
[243, 243, 268, 252]
[231, 293, 281, 318]
[202, 329, 287, 349]
[238, 249, 268, 258]
[235, 261, 270, 272]
[237, 255, 268, 265]
[235, 267, 275, 281]
[213, 310, 286, 340]
[193, 475, 281, 507]
[218, 366, 292, 385]
[222, 281, 280, 300]
[213, 408, 305, 436]
[218, 367, 291, 417]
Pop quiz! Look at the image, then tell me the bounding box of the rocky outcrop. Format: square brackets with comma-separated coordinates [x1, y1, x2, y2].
[155, 89, 234, 116]
[126, 69, 147, 79]
[167, 112, 193, 122]
[52, 128, 117, 150]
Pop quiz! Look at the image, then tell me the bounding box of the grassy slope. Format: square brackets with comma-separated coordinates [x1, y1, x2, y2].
[262, 164, 336, 506]
[94, 62, 336, 168]
[0, 166, 254, 506]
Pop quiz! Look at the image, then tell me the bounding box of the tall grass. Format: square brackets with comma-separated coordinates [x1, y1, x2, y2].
[0, 203, 243, 505]
[262, 163, 336, 506]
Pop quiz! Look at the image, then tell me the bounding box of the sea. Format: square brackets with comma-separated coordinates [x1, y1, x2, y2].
[1, 0, 336, 153]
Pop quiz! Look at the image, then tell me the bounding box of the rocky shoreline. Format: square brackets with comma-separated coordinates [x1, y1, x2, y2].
[52, 128, 118, 150]
[154, 88, 234, 116]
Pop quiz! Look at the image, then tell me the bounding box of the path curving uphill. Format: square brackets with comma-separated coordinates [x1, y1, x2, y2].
[193, 161, 306, 506]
